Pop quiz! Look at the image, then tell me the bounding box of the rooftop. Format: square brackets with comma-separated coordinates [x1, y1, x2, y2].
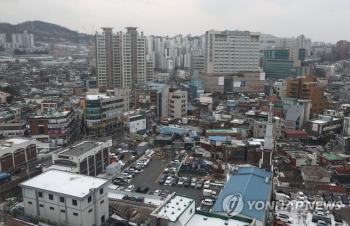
[211, 166, 272, 222]
[0, 138, 30, 152]
[205, 128, 239, 133]
[86, 93, 112, 100]
[284, 129, 308, 135]
[320, 152, 345, 161]
[300, 165, 329, 177]
[156, 194, 195, 222]
[20, 170, 108, 199]
[59, 141, 101, 156]
[186, 211, 252, 226]
[286, 150, 315, 159]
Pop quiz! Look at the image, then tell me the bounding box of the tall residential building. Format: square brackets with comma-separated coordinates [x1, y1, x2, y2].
[190, 50, 204, 77]
[0, 33, 6, 44]
[336, 40, 350, 60]
[95, 27, 151, 89]
[11, 31, 34, 48]
[168, 89, 187, 118]
[286, 74, 328, 118]
[201, 30, 261, 93]
[263, 47, 309, 79]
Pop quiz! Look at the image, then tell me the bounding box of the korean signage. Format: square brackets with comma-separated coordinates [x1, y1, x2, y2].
[218, 77, 224, 85]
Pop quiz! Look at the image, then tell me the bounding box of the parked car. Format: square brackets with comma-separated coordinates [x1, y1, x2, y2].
[125, 185, 135, 192]
[314, 207, 330, 217]
[322, 192, 332, 203]
[331, 193, 341, 203]
[165, 177, 173, 185]
[118, 153, 124, 160]
[190, 178, 197, 187]
[274, 221, 290, 226]
[203, 180, 210, 188]
[312, 214, 331, 224]
[171, 177, 179, 186]
[333, 211, 343, 223]
[124, 170, 136, 177]
[196, 180, 204, 189]
[276, 190, 292, 198]
[140, 187, 149, 194]
[201, 199, 214, 206]
[154, 190, 161, 196]
[35, 163, 46, 169]
[307, 194, 315, 202]
[178, 178, 185, 186]
[340, 195, 349, 205]
[158, 175, 167, 184]
[9, 168, 21, 175]
[275, 213, 293, 224]
[317, 220, 330, 226]
[184, 177, 191, 187]
[161, 190, 169, 198]
[297, 191, 305, 201]
[130, 155, 137, 160]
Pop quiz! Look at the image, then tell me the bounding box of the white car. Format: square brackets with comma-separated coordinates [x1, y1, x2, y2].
[125, 185, 134, 192]
[275, 213, 293, 224]
[35, 163, 46, 169]
[130, 156, 137, 160]
[201, 199, 214, 206]
[154, 190, 161, 196]
[203, 180, 210, 188]
[165, 177, 172, 185]
[297, 191, 305, 201]
[178, 178, 185, 186]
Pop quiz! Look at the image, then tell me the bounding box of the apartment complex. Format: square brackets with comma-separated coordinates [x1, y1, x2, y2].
[336, 40, 350, 60]
[12, 31, 35, 48]
[286, 74, 328, 118]
[200, 30, 261, 93]
[190, 50, 204, 76]
[20, 170, 109, 226]
[263, 47, 309, 79]
[84, 88, 129, 135]
[168, 89, 187, 118]
[95, 27, 152, 89]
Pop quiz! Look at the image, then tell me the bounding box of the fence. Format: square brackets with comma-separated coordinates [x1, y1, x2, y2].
[14, 210, 68, 226]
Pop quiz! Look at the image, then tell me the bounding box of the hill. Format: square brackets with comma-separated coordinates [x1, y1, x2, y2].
[0, 20, 92, 44]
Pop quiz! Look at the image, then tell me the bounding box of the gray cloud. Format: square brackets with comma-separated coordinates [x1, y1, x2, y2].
[0, 0, 349, 43]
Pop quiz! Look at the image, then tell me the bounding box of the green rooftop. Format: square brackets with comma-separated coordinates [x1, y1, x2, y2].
[206, 128, 238, 133]
[321, 153, 345, 161]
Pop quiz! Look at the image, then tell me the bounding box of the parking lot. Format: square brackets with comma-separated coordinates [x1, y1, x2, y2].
[122, 155, 221, 207]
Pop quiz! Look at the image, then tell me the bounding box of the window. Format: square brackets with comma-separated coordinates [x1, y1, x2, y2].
[28, 201, 32, 205]
[100, 188, 103, 195]
[39, 204, 44, 207]
[73, 212, 78, 216]
[49, 194, 53, 200]
[61, 210, 65, 213]
[89, 208, 93, 213]
[88, 196, 92, 203]
[60, 197, 64, 203]
[190, 209, 193, 214]
[72, 199, 77, 206]
[101, 215, 105, 223]
[100, 200, 104, 204]
[50, 207, 54, 210]
[38, 192, 43, 198]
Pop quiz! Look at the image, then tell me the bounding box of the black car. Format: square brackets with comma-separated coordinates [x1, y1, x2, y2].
[323, 192, 332, 203]
[331, 193, 341, 203]
[9, 168, 21, 175]
[340, 195, 349, 205]
[312, 214, 331, 224]
[276, 189, 292, 198]
[307, 194, 315, 202]
[135, 187, 141, 193]
[171, 177, 179, 186]
[140, 187, 149, 194]
[112, 180, 126, 186]
[333, 211, 342, 223]
[118, 153, 125, 160]
[158, 175, 167, 184]
[184, 177, 191, 187]
[124, 170, 136, 177]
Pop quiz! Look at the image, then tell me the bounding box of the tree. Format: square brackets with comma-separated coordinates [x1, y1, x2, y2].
[314, 68, 326, 77]
[6, 95, 14, 104]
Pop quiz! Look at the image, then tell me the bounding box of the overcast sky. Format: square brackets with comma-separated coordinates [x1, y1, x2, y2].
[0, 0, 349, 43]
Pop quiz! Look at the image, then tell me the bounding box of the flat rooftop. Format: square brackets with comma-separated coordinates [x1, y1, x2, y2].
[59, 141, 101, 156]
[0, 138, 30, 152]
[320, 152, 345, 161]
[156, 194, 195, 222]
[206, 128, 239, 133]
[186, 212, 251, 226]
[20, 170, 108, 199]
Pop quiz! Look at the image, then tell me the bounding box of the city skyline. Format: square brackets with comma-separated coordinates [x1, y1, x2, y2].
[0, 0, 349, 43]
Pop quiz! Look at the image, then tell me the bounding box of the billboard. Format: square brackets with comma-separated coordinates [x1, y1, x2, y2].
[218, 77, 224, 85]
[233, 81, 241, 87]
[260, 72, 266, 81]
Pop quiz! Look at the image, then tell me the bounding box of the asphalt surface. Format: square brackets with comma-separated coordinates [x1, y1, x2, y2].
[124, 156, 221, 207]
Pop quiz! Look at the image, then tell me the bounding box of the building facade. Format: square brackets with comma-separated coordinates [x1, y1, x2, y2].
[286, 74, 328, 118]
[123, 109, 147, 135]
[168, 89, 187, 119]
[20, 170, 109, 226]
[12, 31, 34, 48]
[84, 89, 128, 136]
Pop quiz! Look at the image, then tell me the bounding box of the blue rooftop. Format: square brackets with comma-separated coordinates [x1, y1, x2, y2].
[211, 166, 272, 222]
[145, 82, 166, 90]
[187, 105, 197, 111]
[208, 136, 227, 142]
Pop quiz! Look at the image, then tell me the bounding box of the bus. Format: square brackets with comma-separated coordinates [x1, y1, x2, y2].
[0, 172, 11, 185]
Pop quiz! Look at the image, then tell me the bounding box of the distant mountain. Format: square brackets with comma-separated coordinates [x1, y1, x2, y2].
[0, 20, 92, 44]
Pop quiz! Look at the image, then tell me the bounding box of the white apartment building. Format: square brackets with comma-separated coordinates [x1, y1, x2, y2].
[204, 30, 260, 75]
[95, 27, 152, 89]
[168, 89, 187, 118]
[253, 116, 283, 139]
[12, 31, 34, 48]
[0, 33, 6, 44]
[20, 170, 109, 226]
